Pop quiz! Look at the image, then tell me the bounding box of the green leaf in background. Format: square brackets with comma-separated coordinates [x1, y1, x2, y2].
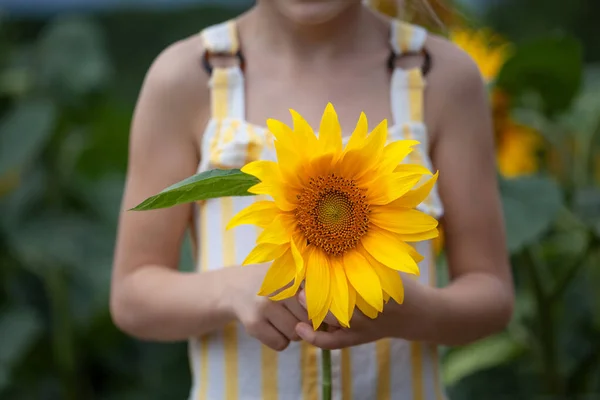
[500, 176, 563, 253]
[0, 98, 56, 177]
[442, 333, 526, 386]
[38, 16, 111, 97]
[131, 169, 259, 211]
[497, 35, 583, 115]
[0, 307, 43, 392]
[573, 188, 600, 236]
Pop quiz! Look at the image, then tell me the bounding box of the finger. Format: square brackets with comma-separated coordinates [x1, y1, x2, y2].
[296, 289, 307, 310]
[282, 298, 310, 323]
[255, 322, 291, 351]
[295, 322, 355, 350]
[323, 311, 342, 328]
[268, 303, 302, 341]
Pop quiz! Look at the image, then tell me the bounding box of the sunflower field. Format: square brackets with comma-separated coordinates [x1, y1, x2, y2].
[1, 1, 599, 399]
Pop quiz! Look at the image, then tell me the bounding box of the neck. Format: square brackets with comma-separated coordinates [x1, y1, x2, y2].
[242, 2, 380, 59]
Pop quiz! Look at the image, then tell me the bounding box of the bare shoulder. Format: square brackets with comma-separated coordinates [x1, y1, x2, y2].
[425, 33, 485, 92]
[423, 33, 489, 138]
[135, 33, 210, 134]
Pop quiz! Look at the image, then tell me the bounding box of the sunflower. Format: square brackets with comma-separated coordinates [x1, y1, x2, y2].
[450, 27, 512, 82]
[228, 104, 439, 329]
[496, 121, 542, 178]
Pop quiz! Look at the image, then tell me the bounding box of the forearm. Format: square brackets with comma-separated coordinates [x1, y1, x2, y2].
[110, 265, 240, 341]
[388, 272, 514, 346]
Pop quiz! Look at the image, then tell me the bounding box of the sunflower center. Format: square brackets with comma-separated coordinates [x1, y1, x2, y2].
[295, 174, 370, 256]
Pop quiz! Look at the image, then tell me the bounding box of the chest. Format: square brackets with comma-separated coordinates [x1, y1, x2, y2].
[243, 53, 396, 134]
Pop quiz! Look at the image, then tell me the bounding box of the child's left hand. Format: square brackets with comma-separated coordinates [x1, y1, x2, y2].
[293, 276, 433, 350]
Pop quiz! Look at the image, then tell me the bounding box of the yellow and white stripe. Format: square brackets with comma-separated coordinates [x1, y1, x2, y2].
[189, 19, 446, 400]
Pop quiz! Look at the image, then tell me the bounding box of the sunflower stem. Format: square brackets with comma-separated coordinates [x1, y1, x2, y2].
[320, 324, 332, 400]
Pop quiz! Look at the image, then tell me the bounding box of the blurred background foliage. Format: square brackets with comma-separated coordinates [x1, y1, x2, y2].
[0, 0, 599, 399]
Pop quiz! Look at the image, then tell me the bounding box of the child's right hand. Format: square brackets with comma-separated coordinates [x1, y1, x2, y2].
[227, 264, 309, 351]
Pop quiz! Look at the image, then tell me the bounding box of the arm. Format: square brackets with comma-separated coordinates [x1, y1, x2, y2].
[109, 38, 235, 341]
[295, 38, 514, 348]
[420, 39, 514, 346]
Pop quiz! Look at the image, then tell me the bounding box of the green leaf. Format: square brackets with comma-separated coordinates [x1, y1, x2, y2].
[0, 306, 43, 392]
[500, 176, 563, 253]
[5, 213, 116, 328]
[573, 188, 600, 236]
[442, 333, 526, 386]
[131, 169, 259, 211]
[497, 35, 583, 115]
[37, 16, 111, 97]
[0, 98, 56, 177]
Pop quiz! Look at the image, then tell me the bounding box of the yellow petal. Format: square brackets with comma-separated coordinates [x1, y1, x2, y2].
[258, 249, 295, 296]
[344, 112, 368, 153]
[397, 228, 439, 242]
[241, 160, 281, 183]
[243, 160, 298, 211]
[339, 119, 388, 181]
[369, 256, 405, 304]
[247, 182, 297, 212]
[311, 284, 332, 330]
[274, 139, 305, 188]
[329, 257, 350, 328]
[347, 284, 357, 322]
[393, 163, 434, 176]
[370, 208, 438, 234]
[266, 118, 296, 151]
[270, 239, 306, 301]
[257, 216, 292, 245]
[378, 140, 420, 174]
[364, 119, 388, 153]
[305, 247, 331, 328]
[291, 229, 308, 253]
[307, 152, 335, 178]
[243, 243, 289, 265]
[290, 109, 319, 150]
[318, 103, 343, 155]
[361, 226, 421, 275]
[343, 250, 383, 312]
[227, 201, 279, 230]
[367, 172, 423, 206]
[355, 292, 379, 319]
[389, 172, 439, 209]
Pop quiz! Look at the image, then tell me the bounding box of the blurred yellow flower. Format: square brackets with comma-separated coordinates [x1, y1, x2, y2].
[228, 104, 439, 329]
[450, 28, 512, 82]
[0, 170, 20, 197]
[496, 122, 542, 178]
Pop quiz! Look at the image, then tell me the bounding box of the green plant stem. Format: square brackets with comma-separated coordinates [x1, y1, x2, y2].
[322, 349, 332, 400]
[45, 268, 77, 400]
[548, 236, 595, 303]
[522, 248, 562, 396]
[319, 324, 332, 400]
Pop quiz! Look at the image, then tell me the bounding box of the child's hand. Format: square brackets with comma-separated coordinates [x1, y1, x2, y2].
[228, 264, 309, 351]
[294, 276, 428, 349]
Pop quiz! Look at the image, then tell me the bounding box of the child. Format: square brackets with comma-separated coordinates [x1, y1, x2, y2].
[111, 1, 514, 398]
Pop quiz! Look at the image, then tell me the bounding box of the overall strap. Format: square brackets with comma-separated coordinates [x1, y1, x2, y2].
[388, 21, 444, 218]
[200, 21, 245, 120]
[389, 20, 427, 124]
